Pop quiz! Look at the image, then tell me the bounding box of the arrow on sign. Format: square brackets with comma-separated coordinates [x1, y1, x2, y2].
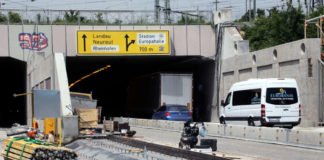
[125, 34, 135, 52]
[82, 34, 87, 52]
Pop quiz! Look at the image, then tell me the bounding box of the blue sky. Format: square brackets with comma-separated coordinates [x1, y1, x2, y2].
[0, 0, 303, 19]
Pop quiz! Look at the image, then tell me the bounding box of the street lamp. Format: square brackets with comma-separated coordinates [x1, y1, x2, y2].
[24, 0, 36, 23]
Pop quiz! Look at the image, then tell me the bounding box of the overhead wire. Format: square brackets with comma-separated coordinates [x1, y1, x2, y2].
[3, 0, 47, 10]
[1, 0, 304, 20]
[31, 0, 108, 8]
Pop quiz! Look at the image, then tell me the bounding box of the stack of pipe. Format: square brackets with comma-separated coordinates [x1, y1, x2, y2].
[1, 137, 77, 160]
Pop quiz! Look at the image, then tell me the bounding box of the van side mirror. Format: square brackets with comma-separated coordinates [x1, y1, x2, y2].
[221, 100, 225, 107]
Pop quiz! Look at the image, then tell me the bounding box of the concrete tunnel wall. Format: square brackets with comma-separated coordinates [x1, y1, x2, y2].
[0, 24, 217, 125]
[211, 38, 322, 127]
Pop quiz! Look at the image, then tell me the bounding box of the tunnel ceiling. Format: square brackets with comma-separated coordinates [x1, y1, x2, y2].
[66, 56, 213, 87]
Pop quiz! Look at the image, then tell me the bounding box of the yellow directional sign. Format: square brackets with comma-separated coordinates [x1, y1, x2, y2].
[77, 30, 170, 55]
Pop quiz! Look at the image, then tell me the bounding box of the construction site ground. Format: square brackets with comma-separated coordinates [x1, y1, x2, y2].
[0, 127, 254, 160]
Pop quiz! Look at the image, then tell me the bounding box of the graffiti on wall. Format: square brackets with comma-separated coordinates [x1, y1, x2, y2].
[19, 32, 48, 51]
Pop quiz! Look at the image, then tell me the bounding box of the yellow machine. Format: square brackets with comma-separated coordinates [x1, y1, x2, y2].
[44, 118, 56, 135]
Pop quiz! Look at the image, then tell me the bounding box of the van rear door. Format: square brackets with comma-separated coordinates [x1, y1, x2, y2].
[265, 87, 299, 117]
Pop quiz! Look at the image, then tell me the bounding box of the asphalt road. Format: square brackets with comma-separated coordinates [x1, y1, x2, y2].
[132, 126, 324, 160]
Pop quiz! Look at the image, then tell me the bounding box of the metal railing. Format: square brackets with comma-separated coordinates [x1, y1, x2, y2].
[0, 9, 213, 25]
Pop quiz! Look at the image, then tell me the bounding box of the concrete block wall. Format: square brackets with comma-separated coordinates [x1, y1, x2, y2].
[205, 122, 225, 136]
[260, 127, 287, 142]
[214, 39, 322, 127]
[288, 129, 324, 147]
[244, 126, 261, 140]
[120, 118, 324, 149]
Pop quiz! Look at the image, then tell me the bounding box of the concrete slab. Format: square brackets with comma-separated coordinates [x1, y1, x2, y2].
[130, 118, 136, 125]
[147, 119, 154, 128]
[205, 123, 225, 136]
[260, 127, 287, 142]
[226, 125, 246, 138]
[135, 119, 142, 126]
[172, 121, 183, 131]
[288, 129, 324, 147]
[127, 118, 324, 148]
[158, 120, 168, 129]
[245, 126, 261, 140]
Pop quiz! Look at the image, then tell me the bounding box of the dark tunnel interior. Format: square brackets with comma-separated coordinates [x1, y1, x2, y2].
[0, 58, 26, 127]
[66, 56, 215, 122]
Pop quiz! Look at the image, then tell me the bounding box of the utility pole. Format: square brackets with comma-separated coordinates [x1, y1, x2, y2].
[212, 0, 219, 11]
[305, 0, 309, 16]
[249, 0, 251, 22]
[164, 0, 170, 24]
[253, 0, 256, 20]
[215, 0, 219, 11]
[155, 0, 160, 24]
[246, 0, 248, 13]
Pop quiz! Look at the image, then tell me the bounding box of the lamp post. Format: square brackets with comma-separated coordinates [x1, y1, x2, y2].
[25, 0, 36, 23]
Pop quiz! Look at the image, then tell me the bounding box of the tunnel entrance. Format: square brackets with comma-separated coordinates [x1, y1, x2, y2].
[0, 58, 26, 127]
[66, 56, 214, 122]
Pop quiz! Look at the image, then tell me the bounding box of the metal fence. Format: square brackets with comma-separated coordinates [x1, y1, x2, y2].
[0, 9, 213, 25]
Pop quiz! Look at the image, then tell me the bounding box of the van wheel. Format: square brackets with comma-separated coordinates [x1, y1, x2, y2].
[248, 117, 255, 126]
[219, 117, 226, 124]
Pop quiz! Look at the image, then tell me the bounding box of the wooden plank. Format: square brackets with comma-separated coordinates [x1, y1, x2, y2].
[4, 148, 32, 158]
[3, 143, 35, 154]
[3, 140, 38, 153]
[4, 140, 73, 153]
[80, 121, 98, 128]
[3, 137, 74, 158]
[1, 152, 30, 160]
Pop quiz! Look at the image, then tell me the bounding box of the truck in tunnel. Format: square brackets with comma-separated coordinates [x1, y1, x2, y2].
[126, 73, 193, 118]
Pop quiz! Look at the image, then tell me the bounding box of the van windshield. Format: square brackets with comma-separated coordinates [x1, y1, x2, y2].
[266, 88, 298, 105]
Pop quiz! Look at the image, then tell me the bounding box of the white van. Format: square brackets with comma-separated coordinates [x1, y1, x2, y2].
[219, 78, 301, 128]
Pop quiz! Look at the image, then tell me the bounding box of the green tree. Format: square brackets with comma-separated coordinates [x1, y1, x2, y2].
[36, 13, 41, 24]
[237, 9, 265, 22]
[0, 13, 8, 23]
[8, 11, 22, 23]
[53, 16, 65, 24]
[241, 4, 304, 51]
[113, 19, 122, 25]
[135, 17, 149, 25]
[64, 10, 88, 24]
[305, 6, 324, 38]
[95, 13, 104, 24]
[64, 10, 79, 23]
[177, 15, 206, 24]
